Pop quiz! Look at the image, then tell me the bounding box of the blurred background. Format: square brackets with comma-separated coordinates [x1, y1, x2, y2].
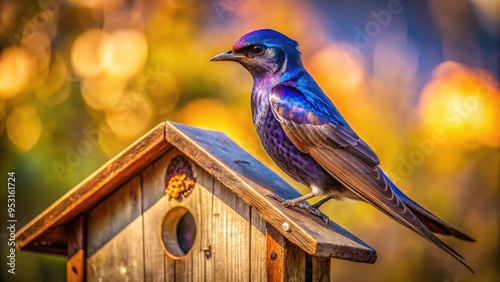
[0, 0, 498, 281]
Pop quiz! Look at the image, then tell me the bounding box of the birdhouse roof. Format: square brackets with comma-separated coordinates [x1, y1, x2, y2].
[16, 121, 376, 263]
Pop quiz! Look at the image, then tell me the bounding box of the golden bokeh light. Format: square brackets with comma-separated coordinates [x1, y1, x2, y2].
[22, 32, 51, 73]
[418, 61, 500, 147]
[98, 122, 127, 157]
[71, 29, 109, 77]
[6, 105, 42, 152]
[35, 55, 69, 106]
[105, 91, 153, 138]
[70, 0, 124, 11]
[0, 47, 35, 99]
[0, 101, 5, 135]
[101, 29, 148, 78]
[176, 98, 255, 154]
[165, 0, 198, 9]
[147, 72, 180, 115]
[81, 73, 126, 110]
[307, 43, 366, 107]
[176, 98, 233, 131]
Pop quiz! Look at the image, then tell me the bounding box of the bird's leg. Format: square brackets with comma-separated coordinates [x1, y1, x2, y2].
[268, 191, 330, 224]
[311, 195, 333, 209]
[267, 192, 316, 208]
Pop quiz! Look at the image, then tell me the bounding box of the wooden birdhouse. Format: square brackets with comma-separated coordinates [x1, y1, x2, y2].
[16, 121, 376, 281]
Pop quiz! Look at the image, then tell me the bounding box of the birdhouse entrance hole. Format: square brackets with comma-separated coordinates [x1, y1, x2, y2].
[160, 206, 197, 259]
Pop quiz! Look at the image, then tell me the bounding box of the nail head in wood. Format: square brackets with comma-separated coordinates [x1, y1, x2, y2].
[282, 222, 290, 232]
[270, 251, 278, 261]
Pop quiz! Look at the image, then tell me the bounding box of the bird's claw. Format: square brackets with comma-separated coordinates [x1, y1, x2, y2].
[295, 202, 330, 224]
[267, 193, 329, 224]
[267, 193, 295, 208]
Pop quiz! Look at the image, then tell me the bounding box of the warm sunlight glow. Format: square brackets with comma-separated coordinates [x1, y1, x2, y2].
[105, 91, 153, 138]
[81, 74, 126, 110]
[7, 105, 42, 151]
[0, 47, 34, 99]
[101, 29, 148, 78]
[418, 61, 499, 147]
[307, 43, 365, 105]
[70, 0, 124, 11]
[71, 29, 109, 77]
[176, 99, 251, 151]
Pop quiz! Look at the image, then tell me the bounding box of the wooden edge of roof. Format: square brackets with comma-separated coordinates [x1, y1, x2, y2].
[16, 121, 376, 263]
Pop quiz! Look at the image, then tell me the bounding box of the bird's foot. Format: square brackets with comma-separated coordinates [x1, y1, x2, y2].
[294, 202, 329, 224]
[267, 193, 329, 224]
[267, 193, 296, 208]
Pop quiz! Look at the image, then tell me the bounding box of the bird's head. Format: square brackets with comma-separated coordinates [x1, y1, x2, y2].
[210, 29, 302, 79]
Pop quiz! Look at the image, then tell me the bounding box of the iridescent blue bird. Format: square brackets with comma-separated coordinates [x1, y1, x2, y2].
[210, 29, 474, 272]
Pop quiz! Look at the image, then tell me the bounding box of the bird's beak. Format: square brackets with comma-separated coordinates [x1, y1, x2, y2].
[209, 50, 244, 62]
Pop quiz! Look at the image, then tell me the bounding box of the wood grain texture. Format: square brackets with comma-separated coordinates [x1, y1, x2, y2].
[267, 223, 285, 281]
[312, 257, 330, 282]
[67, 214, 86, 258]
[267, 223, 305, 281]
[143, 149, 264, 281]
[67, 249, 85, 282]
[212, 178, 251, 282]
[142, 149, 176, 282]
[165, 121, 376, 263]
[142, 149, 218, 282]
[17, 122, 170, 254]
[193, 163, 215, 282]
[66, 214, 86, 282]
[86, 176, 144, 281]
[250, 206, 267, 281]
[284, 242, 305, 281]
[20, 226, 67, 255]
[172, 157, 206, 282]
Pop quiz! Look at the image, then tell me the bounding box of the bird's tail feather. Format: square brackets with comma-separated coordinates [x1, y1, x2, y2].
[366, 191, 475, 273]
[406, 203, 475, 241]
[378, 172, 475, 273]
[382, 173, 475, 242]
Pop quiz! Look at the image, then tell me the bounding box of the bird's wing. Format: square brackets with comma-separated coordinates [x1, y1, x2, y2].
[269, 84, 380, 166]
[269, 84, 473, 272]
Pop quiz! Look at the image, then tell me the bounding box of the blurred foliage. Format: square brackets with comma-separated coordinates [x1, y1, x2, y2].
[0, 0, 498, 281]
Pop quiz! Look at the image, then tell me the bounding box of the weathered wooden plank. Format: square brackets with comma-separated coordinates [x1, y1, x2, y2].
[67, 214, 86, 258]
[87, 216, 144, 281]
[213, 178, 251, 282]
[67, 249, 85, 282]
[17, 122, 170, 254]
[142, 150, 216, 281]
[250, 206, 267, 281]
[267, 223, 305, 281]
[267, 224, 285, 281]
[142, 149, 176, 282]
[166, 121, 376, 263]
[312, 257, 330, 282]
[193, 164, 215, 282]
[285, 238, 305, 280]
[20, 226, 67, 255]
[86, 176, 144, 281]
[67, 214, 86, 282]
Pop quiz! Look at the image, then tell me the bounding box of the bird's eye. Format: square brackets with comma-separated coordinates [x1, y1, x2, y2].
[251, 44, 265, 56]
